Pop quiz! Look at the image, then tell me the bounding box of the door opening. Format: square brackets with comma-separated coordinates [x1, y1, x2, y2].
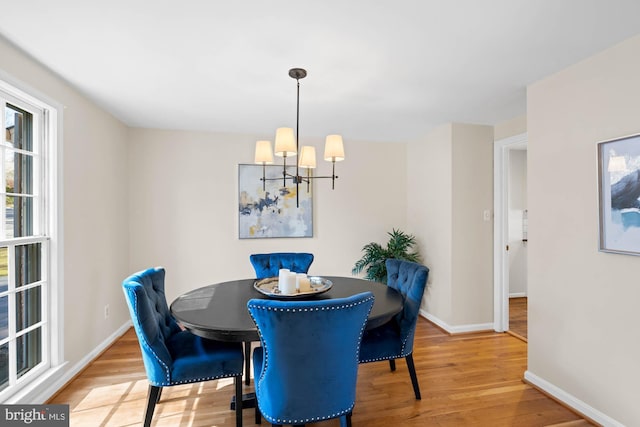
[493, 133, 527, 333]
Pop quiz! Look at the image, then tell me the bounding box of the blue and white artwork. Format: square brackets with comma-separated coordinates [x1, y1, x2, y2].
[238, 164, 313, 239]
[599, 134, 640, 255]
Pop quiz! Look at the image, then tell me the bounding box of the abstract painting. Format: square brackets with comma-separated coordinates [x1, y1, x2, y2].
[598, 133, 640, 255]
[238, 164, 313, 239]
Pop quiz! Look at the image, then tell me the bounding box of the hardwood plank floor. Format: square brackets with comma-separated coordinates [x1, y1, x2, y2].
[509, 297, 528, 340]
[48, 318, 591, 426]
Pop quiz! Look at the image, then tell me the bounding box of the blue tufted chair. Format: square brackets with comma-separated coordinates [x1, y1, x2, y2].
[122, 267, 245, 427]
[358, 259, 429, 400]
[249, 252, 314, 279]
[248, 292, 374, 427]
[245, 252, 314, 384]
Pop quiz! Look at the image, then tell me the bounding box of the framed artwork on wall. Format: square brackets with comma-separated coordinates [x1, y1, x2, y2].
[598, 133, 640, 255]
[238, 164, 313, 239]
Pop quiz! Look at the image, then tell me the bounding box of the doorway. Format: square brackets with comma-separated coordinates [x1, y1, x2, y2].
[493, 133, 527, 336]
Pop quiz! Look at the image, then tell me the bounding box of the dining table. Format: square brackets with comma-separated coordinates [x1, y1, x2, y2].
[170, 276, 403, 342]
[169, 275, 404, 410]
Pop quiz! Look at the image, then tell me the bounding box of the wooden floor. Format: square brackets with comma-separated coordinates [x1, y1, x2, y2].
[48, 318, 592, 426]
[509, 297, 528, 340]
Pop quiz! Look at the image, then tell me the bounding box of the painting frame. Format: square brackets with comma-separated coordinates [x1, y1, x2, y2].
[598, 133, 640, 255]
[238, 163, 313, 239]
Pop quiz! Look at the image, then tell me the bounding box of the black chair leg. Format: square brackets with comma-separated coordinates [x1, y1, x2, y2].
[244, 341, 251, 385]
[340, 413, 352, 427]
[405, 354, 421, 400]
[234, 375, 243, 427]
[254, 402, 261, 424]
[156, 387, 162, 403]
[144, 385, 162, 427]
[389, 358, 396, 371]
[253, 378, 262, 424]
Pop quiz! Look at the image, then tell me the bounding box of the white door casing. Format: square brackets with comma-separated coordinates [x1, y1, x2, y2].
[493, 133, 527, 332]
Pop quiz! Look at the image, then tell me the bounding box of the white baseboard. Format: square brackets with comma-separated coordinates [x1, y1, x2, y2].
[419, 309, 494, 334]
[524, 370, 623, 427]
[509, 292, 527, 298]
[21, 320, 132, 404]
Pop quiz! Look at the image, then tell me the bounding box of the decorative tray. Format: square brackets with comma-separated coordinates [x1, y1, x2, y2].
[253, 276, 333, 299]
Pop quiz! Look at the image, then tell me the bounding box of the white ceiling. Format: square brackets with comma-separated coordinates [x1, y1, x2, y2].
[1, 0, 639, 143]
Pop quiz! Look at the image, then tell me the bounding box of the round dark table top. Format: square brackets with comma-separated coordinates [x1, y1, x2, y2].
[170, 276, 403, 342]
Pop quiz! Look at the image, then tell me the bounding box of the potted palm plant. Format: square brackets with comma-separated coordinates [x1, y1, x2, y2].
[352, 229, 421, 284]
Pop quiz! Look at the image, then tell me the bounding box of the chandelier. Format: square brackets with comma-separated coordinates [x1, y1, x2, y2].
[253, 68, 345, 208]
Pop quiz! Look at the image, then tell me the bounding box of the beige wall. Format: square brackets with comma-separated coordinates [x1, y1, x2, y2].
[528, 34, 640, 425]
[495, 115, 526, 141]
[128, 128, 408, 303]
[408, 123, 493, 328]
[0, 37, 130, 367]
[451, 123, 494, 325]
[407, 124, 453, 321]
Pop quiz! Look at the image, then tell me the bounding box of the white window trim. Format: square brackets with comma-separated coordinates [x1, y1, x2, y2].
[0, 69, 64, 404]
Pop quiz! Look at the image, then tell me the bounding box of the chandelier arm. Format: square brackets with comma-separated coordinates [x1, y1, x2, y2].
[262, 175, 298, 182]
[301, 175, 339, 180]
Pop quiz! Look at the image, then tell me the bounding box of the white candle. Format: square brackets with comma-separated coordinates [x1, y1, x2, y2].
[279, 271, 297, 295]
[278, 268, 290, 292]
[296, 273, 311, 292]
[278, 268, 289, 287]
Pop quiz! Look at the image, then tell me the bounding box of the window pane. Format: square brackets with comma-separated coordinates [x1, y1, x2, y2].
[17, 328, 41, 379]
[5, 151, 33, 195]
[0, 295, 7, 340]
[5, 196, 33, 238]
[0, 247, 6, 293]
[0, 342, 8, 392]
[15, 243, 41, 287]
[1, 88, 48, 400]
[5, 104, 33, 151]
[16, 286, 41, 332]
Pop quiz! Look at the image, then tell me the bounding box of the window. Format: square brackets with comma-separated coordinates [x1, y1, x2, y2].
[0, 81, 59, 402]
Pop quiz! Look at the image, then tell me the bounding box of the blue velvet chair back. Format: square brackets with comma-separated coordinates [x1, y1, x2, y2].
[249, 252, 314, 279]
[122, 267, 181, 385]
[386, 259, 429, 352]
[248, 292, 374, 425]
[122, 267, 244, 426]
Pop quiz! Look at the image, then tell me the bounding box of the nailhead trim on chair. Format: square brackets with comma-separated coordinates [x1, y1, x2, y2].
[130, 290, 243, 387]
[266, 405, 355, 425]
[154, 373, 242, 387]
[248, 296, 373, 425]
[359, 323, 416, 363]
[247, 298, 373, 312]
